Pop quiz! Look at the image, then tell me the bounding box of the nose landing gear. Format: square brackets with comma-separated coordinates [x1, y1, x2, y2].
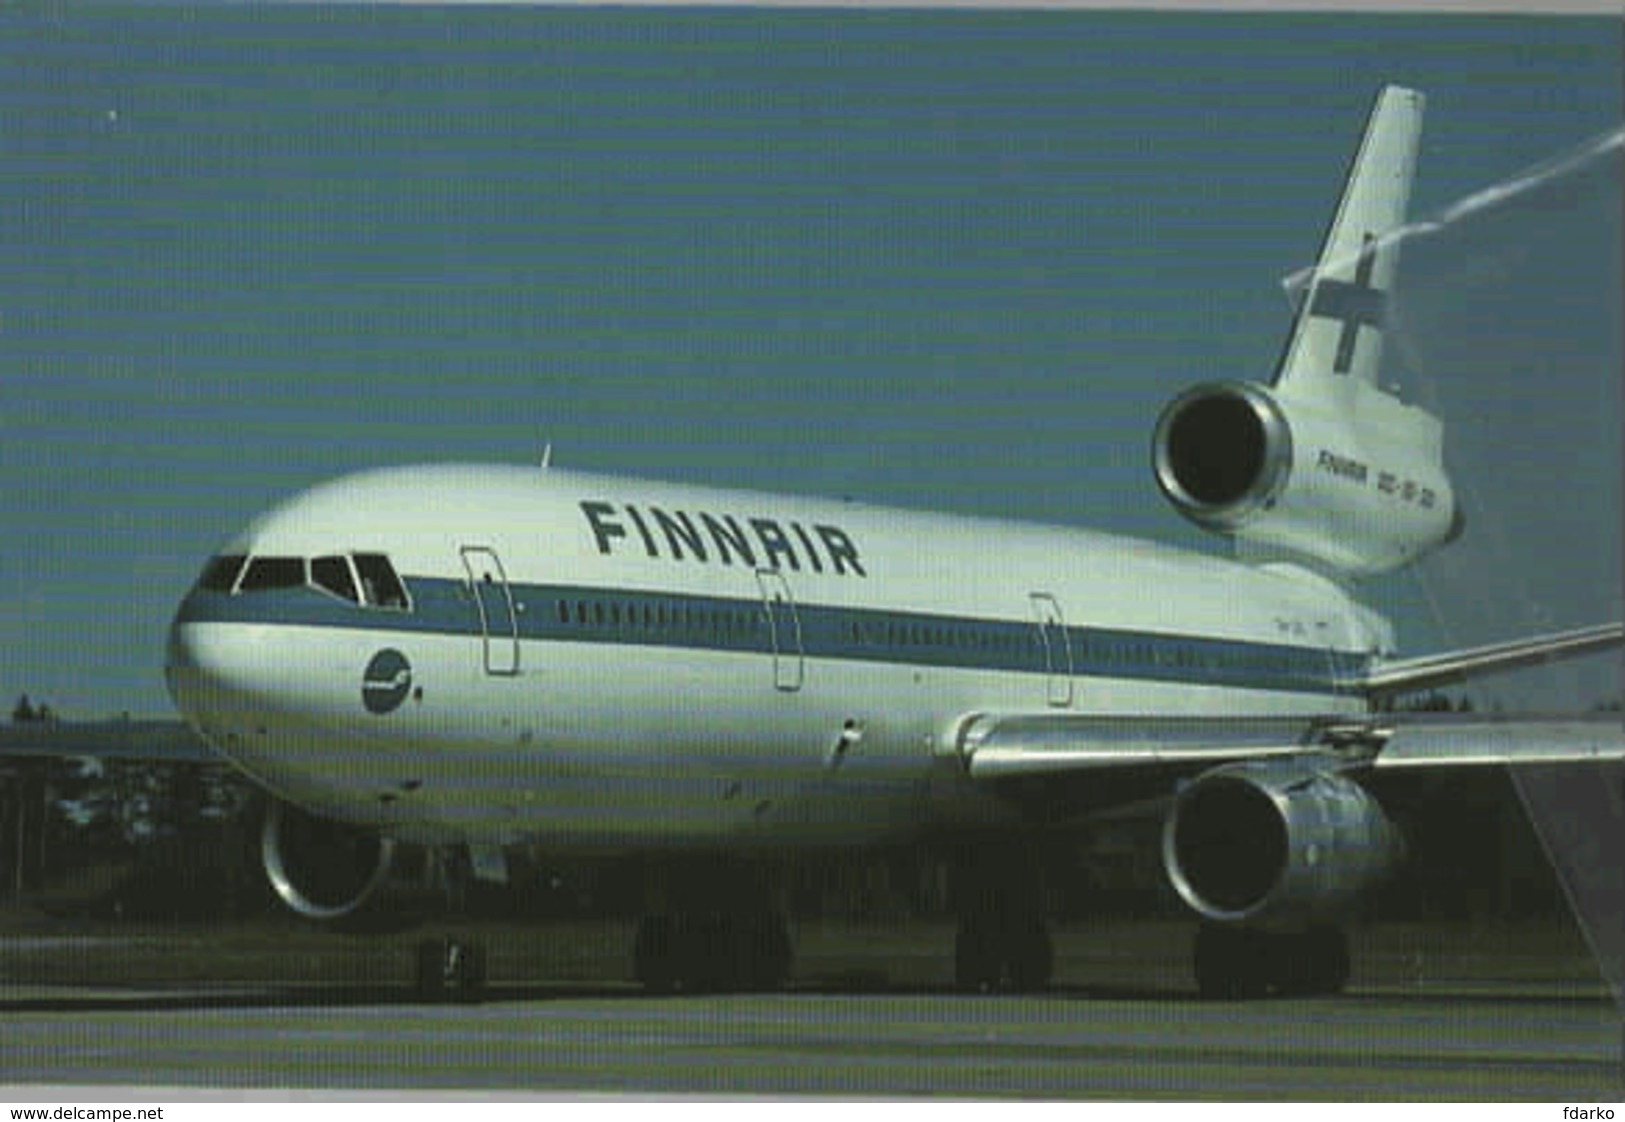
[415, 935, 488, 1003]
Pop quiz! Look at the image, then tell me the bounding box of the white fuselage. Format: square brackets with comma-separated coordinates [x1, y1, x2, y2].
[165, 464, 1389, 852]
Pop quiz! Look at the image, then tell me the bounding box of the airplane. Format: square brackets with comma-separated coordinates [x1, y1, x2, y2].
[164, 85, 1622, 1002]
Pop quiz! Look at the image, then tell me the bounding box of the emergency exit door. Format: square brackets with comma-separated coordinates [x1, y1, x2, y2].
[461, 546, 520, 676]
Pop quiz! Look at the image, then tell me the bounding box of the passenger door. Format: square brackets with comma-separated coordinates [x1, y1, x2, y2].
[756, 568, 804, 692]
[460, 546, 520, 676]
[1029, 591, 1073, 707]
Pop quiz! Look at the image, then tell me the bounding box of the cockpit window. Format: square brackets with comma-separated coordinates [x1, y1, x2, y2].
[353, 553, 410, 610]
[309, 555, 360, 604]
[197, 554, 247, 593]
[198, 551, 409, 611]
[237, 556, 306, 592]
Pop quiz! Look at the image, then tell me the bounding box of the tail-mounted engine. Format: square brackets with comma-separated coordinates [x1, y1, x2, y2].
[1153, 380, 1462, 578]
[1162, 758, 1403, 927]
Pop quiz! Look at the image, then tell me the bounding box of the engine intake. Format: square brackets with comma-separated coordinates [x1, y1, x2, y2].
[1162, 759, 1402, 926]
[1153, 381, 1293, 526]
[262, 801, 434, 930]
[1151, 379, 1460, 577]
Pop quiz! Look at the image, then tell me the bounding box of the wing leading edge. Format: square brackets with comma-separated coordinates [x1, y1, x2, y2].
[959, 711, 1622, 781]
[955, 623, 1623, 782]
[1359, 622, 1622, 702]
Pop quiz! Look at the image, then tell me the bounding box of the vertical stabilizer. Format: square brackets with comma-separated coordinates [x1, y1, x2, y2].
[1152, 86, 1461, 579]
[1274, 86, 1424, 393]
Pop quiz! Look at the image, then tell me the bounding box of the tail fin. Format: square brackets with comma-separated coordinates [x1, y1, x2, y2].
[1152, 86, 1461, 578]
[1274, 86, 1424, 394]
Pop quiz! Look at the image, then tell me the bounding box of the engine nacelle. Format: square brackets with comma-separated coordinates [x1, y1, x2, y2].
[261, 801, 435, 930]
[1162, 759, 1403, 927]
[1152, 380, 1463, 577]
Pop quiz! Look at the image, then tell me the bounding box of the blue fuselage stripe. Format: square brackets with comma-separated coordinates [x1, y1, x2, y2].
[174, 575, 1368, 696]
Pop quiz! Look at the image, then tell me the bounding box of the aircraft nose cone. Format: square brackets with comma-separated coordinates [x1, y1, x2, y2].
[164, 602, 264, 739]
[165, 611, 196, 677]
[165, 613, 217, 730]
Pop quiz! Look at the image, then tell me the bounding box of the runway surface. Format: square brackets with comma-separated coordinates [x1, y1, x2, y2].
[2, 920, 1620, 1098]
[3, 987, 1620, 1098]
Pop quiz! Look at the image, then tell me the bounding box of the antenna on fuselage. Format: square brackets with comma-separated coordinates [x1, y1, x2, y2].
[540, 442, 553, 470]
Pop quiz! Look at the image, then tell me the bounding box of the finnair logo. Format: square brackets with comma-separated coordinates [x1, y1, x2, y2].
[362, 649, 413, 714]
[1309, 232, 1385, 374]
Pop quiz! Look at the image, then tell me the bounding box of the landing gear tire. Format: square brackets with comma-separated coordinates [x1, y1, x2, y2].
[1194, 924, 1349, 1000]
[632, 911, 793, 994]
[1194, 924, 1268, 1000]
[632, 915, 679, 994]
[1006, 923, 1055, 993]
[955, 918, 1054, 993]
[735, 911, 794, 991]
[954, 919, 1002, 993]
[951, 845, 1054, 994]
[416, 936, 487, 1004]
[1279, 926, 1350, 996]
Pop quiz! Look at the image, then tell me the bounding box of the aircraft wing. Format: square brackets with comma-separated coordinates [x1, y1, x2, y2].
[955, 621, 1623, 781]
[1359, 622, 1622, 701]
[1363, 712, 1621, 768]
[956, 713, 1359, 779]
[955, 711, 1622, 781]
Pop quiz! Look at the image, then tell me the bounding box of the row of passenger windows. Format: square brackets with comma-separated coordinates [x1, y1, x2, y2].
[555, 598, 768, 640]
[197, 553, 410, 610]
[547, 596, 1309, 678]
[550, 596, 1044, 654]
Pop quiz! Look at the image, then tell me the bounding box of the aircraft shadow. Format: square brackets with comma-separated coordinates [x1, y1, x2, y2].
[0, 976, 1607, 1013]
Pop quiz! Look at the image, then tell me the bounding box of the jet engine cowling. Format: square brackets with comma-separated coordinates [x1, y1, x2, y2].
[261, 800, 434, 930]
[1152, 380, 1462, 577]
[1161, 759, 1402, 926]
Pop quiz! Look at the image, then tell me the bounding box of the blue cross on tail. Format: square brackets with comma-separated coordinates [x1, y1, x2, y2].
[1309, 232, 1385, 375]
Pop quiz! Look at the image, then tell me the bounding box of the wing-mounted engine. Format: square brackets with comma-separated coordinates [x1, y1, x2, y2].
[261, 800, 438, 932]
[1162, 758, 1403, 926]
[1152, 379, 1462, 577]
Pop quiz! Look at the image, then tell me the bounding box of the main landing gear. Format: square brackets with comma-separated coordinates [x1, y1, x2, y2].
[411, 849, 489, 1003]
[632, 909, 794, 993]
[631, 860, 795, 994]
[951, 847, 1053, 993]
[1193, 923, 1351, 1000]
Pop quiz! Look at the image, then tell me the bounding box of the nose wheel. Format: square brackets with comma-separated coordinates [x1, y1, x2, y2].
[415, 936, 488, 1003]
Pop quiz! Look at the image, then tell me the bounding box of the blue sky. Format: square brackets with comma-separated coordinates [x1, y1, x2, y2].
[2, 7, 1619, 718]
